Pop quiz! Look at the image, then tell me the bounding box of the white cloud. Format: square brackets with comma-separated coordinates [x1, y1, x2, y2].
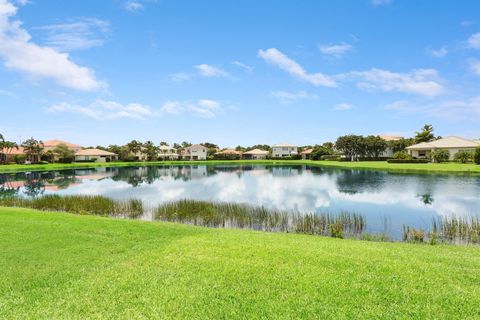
[427, 46, 448, 58]
[334, 103, 353, 111]
[258, 48, 337, 87]
[319, 43, 353, 57]
[342, 68, 446, 96]
[47, 100, 152, 120]
[35, 18, 110, 52]
[0, 89, 17, 99]
[232, 60, 253, 72]
[270, 90, 318, 104]
[124, 0, 144, 12]
[467, 32, 480, 49]
[0, 0, 105, 91]
[470, 59, 480, 75]
[160, 99, 224, 118]
[372, 0, 392, 5]
[385, 97, 480, 120]
[195, 64, 229, 78]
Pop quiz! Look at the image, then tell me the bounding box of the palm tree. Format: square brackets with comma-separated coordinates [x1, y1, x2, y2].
[1, 141, 18, 164]
[22, 138, 44, 163]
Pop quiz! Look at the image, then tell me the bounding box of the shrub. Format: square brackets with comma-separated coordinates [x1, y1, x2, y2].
[475, 147, 480, 165]
[453, 151, 474, 163]
[320, 155, 341, 161]
[14, 154, 26, 164]
[431, 149, 450, 163]
[392, 151, 412, 160]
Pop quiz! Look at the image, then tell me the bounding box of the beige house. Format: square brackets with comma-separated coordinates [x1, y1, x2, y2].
[0, 146, 25, 163]
[43, 140, 83, 153]
[300, 148, 314, 160]
[243, 148, 269, 160]
[75, 149, 118, 163]
[379, 135, 404, 158]
[158, 145, 178, 160]
[406, 136, 480, 160]
[181, 144, 207, 160]
[272, 143, 298, 158]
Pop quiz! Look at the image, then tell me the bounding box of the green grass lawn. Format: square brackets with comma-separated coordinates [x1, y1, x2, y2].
[1, 159, 479, 174]
[1, 207, 480, 319]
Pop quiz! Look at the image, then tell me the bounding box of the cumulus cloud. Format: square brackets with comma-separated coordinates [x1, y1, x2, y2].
[319, 43, 353, 57]
[160, 99, 223, 118]
[0, 0, 105, 91]
[427, 46, 448, 58]
[470, 58, 480, 75]
[124, 0, 144, 12]
[195, 64, 229, 78]
[270, 90, 318, 104]
[341, 68, 446, 96]
[35, 18, 110, 52]
[258, 48, 337, 87]
[467, 32, 480, 49]
[334, 103, 353, 111]
[47, 100, 153, 120]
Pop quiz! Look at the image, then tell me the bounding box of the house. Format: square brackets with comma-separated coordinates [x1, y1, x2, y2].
[214, 149, 242, 159]
[243, 148, 269, 160]
[75, 149, 118, 163]
[158, 145, 178, 160]
[0, 146, 25, 163]
[180, 144, 207, 160]
[406, 136, 480, 160]
[272, 143, 298, 158]
[300, 148, 314, 160]
[43, 140, 83, 153]
[379, 135, 404, 158]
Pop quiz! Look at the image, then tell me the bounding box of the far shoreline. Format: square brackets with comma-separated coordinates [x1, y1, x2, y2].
[1, 159, 480, 175]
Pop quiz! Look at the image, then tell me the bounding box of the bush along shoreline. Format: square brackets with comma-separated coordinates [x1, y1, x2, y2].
[1, 195, 479, 245]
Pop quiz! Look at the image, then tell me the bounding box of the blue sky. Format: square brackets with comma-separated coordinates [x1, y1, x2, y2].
[1, 0, 480, 147]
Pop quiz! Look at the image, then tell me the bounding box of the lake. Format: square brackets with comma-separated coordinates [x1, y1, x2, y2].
[1, 164, 480, 238]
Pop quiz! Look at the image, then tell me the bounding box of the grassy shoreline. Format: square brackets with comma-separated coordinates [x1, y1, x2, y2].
[0, 159, 480, 174]
[1, 207, 480, 319]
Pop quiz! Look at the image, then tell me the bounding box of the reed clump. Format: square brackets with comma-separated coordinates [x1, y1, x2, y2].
[0, 195, 143, 218]
[154, 199, 366, 238]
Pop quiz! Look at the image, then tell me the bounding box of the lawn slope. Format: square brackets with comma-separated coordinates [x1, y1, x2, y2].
[1, 207, 480, 319]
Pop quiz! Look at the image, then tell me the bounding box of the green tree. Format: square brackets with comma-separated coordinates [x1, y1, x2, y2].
[336, 135, 363, 161]
[431, 149, 449, 163]
[53, 144, 75, 163]
[388, 138, 415, 153]
[474, 147, 480, 165]
[159, 141, 169, 146]
[143, 141, 158, 161]
[415, 124, 435, 143]
[364, 135, 387, 159]
[0, 140, 18, 164]
[21, 138, 44, 163]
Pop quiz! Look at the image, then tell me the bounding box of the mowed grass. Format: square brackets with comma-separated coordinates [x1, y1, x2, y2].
[1, 208, 480, 319]
[1, 159, 479, 174]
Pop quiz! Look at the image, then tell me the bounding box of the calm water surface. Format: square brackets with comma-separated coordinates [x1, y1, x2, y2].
[2, 164, 480, 238]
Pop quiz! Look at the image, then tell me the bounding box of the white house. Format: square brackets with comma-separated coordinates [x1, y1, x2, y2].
[272, 143, 298, 158]
[75, 149, 118, 163]
[158, 145, 178, 160]
[181, 144, 207, 160]
[406, 136, 480, 160]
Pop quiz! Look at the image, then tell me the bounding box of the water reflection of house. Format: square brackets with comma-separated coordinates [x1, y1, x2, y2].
[270, 166, 301, 177]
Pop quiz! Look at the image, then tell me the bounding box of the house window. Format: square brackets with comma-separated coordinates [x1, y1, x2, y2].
[418, 150, 426, 157]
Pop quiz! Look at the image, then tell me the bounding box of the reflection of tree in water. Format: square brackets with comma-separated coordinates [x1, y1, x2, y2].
[0, 173, 20, 199]
[417, 193, 434, 205]
[334, 169, 387, 195]
[23, 173, 46, 198]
